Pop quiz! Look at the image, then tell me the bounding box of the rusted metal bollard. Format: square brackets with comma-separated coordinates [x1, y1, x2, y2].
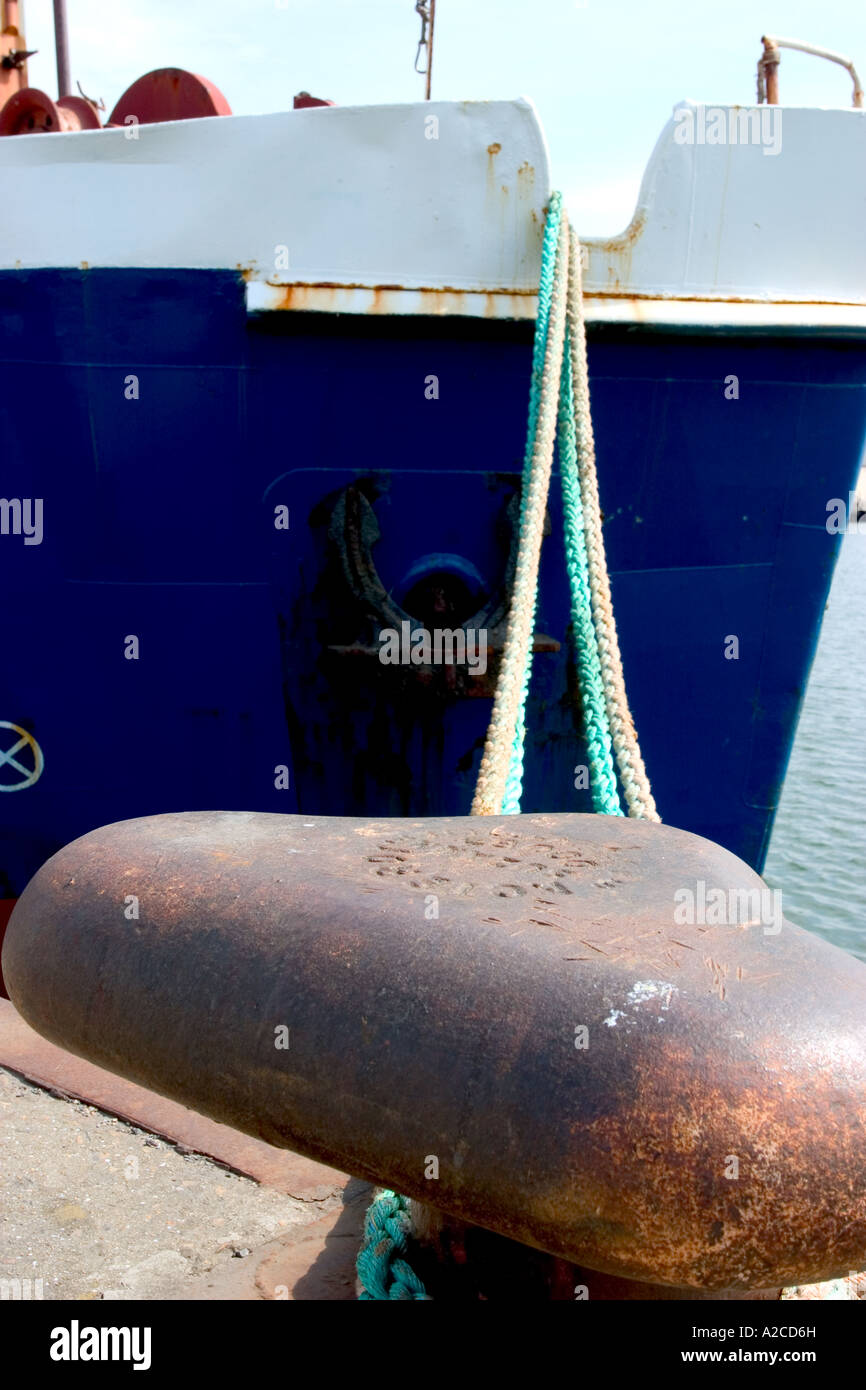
[4, 810, 866, 1293]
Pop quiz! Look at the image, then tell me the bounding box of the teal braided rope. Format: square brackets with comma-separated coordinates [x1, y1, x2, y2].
[502, 191, 564, 815]
[503, 192, 621, 816]
[356, 1190, 430, 1300]
[521, 191, 563, 488]
[557, 324, 623, 815]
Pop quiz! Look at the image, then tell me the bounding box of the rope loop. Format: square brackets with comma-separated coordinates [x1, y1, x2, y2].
[356, 1190, 430, 1300]
[474, 195, 658, 822]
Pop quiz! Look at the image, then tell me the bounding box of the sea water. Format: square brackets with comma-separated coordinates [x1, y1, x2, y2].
[764, 531, 866, 960]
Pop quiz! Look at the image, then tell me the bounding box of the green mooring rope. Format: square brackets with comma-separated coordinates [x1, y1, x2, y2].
[503, 190, 621, 817]
[554, 323, 623, 816]
[502, 189, 565, 815]
[356, 1191, 430, 1300]
[357, 193, 624, 1300]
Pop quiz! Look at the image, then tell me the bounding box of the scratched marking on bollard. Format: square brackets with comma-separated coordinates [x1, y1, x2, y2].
[361, 823, 726, 975]
[4, 809, 866, 1291]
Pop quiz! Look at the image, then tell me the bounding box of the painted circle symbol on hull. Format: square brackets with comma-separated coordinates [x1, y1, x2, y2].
[0, 722, 44, 792]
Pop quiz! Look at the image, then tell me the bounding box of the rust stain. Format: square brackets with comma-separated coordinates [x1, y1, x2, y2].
[267, 279, 408, 293]
[585, 209, 647, 291]
[252, 278, 859, 317]
[262, 280, 538, 319]
[579, 289, 866, 308]
[486, 141, 504, 203]
[589, 207, 648, 256]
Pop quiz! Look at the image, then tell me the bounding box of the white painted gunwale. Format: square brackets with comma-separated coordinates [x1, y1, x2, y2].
[0, 97, 864, 330]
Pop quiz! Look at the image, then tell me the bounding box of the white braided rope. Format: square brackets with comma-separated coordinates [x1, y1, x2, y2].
[565, 225, 660, 822]
[472, 213, 658, 824]
[471, 216, 570, 817]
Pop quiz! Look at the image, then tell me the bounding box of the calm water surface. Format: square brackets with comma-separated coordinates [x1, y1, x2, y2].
[764, 532, 865, 960]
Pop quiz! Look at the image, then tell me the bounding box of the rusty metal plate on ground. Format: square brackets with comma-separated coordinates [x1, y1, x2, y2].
[4, 810, 866, 1290]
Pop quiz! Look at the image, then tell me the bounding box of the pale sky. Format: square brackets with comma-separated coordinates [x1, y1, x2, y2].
[19, 0, 866, 234]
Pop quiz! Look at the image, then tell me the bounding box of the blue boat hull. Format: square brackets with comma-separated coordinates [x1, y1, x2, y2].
[2, 269, 865, 910]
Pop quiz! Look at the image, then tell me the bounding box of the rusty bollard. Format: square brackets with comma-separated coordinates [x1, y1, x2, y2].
[4, 809, 866, 1293]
